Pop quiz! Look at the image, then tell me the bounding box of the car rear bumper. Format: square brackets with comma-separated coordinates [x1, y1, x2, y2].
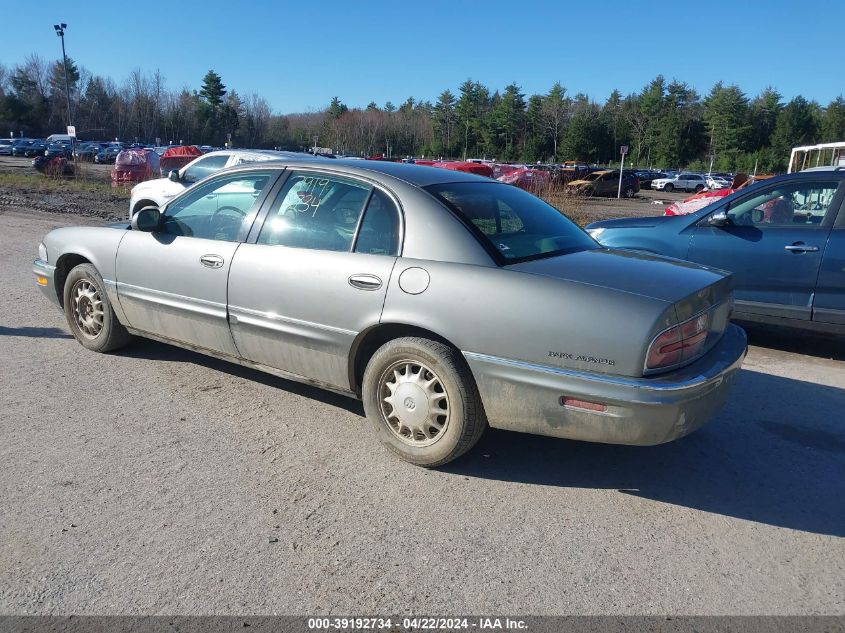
[464, 324, 747, 445]
[33, 259, 60, 307]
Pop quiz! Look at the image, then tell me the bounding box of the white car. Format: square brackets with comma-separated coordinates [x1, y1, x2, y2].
[706, 175, 731, 190]
[128, 149, 308, 217]
[651, 173, 707, 193]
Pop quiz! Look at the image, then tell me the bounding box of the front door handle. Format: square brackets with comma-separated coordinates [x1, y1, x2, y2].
[348, 274, 382, 290]
[784, 243, 819, 253]
[200, 254, 224, 268]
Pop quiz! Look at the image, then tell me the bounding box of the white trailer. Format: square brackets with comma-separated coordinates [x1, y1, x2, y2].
[788, 141, 845, 173]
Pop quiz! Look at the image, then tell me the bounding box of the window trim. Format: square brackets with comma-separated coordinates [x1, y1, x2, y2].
[247, 167, 405, 256]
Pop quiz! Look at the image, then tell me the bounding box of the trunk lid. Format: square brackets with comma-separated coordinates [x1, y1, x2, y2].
[508, 247, 732, 309]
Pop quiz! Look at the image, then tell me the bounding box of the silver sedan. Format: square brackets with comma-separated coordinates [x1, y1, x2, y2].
[33, 159, 746, 466]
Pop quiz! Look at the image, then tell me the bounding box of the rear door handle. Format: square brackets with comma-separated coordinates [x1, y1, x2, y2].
[784, 243, 819, 253]
[200, 254, 224, 268]
[348, 274, 382, 290]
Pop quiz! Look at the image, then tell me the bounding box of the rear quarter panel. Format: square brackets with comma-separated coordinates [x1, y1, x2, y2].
[380, 258, 677, 378]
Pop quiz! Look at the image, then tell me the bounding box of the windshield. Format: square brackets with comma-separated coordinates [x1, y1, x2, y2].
[426, 181, 598, 264]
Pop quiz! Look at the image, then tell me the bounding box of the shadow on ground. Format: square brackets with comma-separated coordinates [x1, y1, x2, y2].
[444, 368, 845, 537]
[740, 321, 845, 361]
[118, 339, 844, 536]
[121, 338, 364, 416]
[0, 325, 72, 339]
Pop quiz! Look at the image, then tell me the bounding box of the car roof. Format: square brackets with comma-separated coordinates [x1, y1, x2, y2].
[229, 158, 497, 187]
[799, 166, 845, 174]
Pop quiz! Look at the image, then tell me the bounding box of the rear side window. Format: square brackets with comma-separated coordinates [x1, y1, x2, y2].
[354, 189, 400, 256]
[426, 181, 597, 263]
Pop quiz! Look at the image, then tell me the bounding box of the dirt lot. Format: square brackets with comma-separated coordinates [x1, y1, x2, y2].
[0, 155, 691, 225]
[0, 160, 843, 616]
[0, 156, 127, 221]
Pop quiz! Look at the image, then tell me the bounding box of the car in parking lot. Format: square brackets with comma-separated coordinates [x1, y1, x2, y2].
[12, 139, 47, 157]
[44, 142, 73, 159]
[128, 149, 310, 216]
[636, 170, 668, 189]
[95, 146, 122, 164]
[587, 167, 845, 334]
[565, 169, 640, 197]
[652, 173, 708, 193]
[0, 139, 14, 155]
[74, 142, 108, 161]
[33, 159, 746, 466]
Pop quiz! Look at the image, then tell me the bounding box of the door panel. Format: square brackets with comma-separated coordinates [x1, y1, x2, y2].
[227, 245, 396, 388]
[813, 228, 845, 325]
[116, 232, 240, 355]
[115, 169, 277, 355]
[688, 180, 840, 320]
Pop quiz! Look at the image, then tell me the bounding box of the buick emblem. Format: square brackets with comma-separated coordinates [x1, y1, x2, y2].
[403, 397, 416, 411]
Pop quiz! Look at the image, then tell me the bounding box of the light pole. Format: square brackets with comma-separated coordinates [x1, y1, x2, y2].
[53, 23, 73, 135]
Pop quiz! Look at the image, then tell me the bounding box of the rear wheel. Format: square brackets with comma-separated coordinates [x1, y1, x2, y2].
[63, 263, 133, 353]
[362, 337, 486, 467]
[623, 186, 635, 198]
[663, 183, 674, 192]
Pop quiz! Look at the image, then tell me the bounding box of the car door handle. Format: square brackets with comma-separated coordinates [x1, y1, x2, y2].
[348, 274, 382, 290]
[784, 243, 819, 253]
[200, 254, 224, 268]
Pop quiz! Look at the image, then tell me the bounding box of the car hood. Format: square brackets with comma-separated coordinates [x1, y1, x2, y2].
[586, 215, 678, 230]
[507, 247, 729, 304]
[131, 177, 168, 194]
[566, 179, 591, 186]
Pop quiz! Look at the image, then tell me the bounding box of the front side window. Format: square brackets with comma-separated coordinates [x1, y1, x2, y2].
[181, 154, 229, 184]
[726, 181, 839, 228]
[161, 171, 272, 241]
[257, 172, 370, 251]
[426, 181, 598, 263]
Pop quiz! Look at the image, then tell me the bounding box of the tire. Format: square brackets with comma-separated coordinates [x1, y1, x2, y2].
[63, 263, 133, 353]
[132, 200, 156, 215]
[362, 337, 486, 467]
[663, 183, 674, 192]
[623, 186, 635, 198]
[694, 184, 705, 193]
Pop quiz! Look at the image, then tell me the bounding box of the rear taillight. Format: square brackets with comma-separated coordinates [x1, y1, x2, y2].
[645, 311, 710, 371]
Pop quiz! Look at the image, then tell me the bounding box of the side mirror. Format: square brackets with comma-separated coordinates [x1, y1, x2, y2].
[131, 206, 161, 232]
[168, 169, 181, 183]
[708, 210, 730, 227]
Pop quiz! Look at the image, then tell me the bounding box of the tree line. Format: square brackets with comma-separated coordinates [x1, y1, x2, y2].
[2, 53, 844, 172]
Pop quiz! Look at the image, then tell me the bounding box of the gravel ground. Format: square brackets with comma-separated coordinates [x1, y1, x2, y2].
[0, 201, 844, 615]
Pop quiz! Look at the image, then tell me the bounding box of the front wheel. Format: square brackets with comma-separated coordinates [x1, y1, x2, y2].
[63, 263, 133, 353]
[694, 184, 705, 193]
[663, 183, 674, 192]
[362, 337, 486, 467]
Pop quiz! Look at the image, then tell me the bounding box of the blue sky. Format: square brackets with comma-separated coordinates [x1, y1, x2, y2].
[4, 0, 843, 113]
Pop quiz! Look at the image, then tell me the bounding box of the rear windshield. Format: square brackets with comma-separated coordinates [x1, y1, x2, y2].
[426, 181, 598, 264]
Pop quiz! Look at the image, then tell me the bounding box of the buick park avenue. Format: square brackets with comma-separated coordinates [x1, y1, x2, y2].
[33, 160, 746, 466]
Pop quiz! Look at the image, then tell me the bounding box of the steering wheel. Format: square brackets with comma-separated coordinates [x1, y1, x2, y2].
[212, 205, 247, 221]
[210, 205, 247, 239]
